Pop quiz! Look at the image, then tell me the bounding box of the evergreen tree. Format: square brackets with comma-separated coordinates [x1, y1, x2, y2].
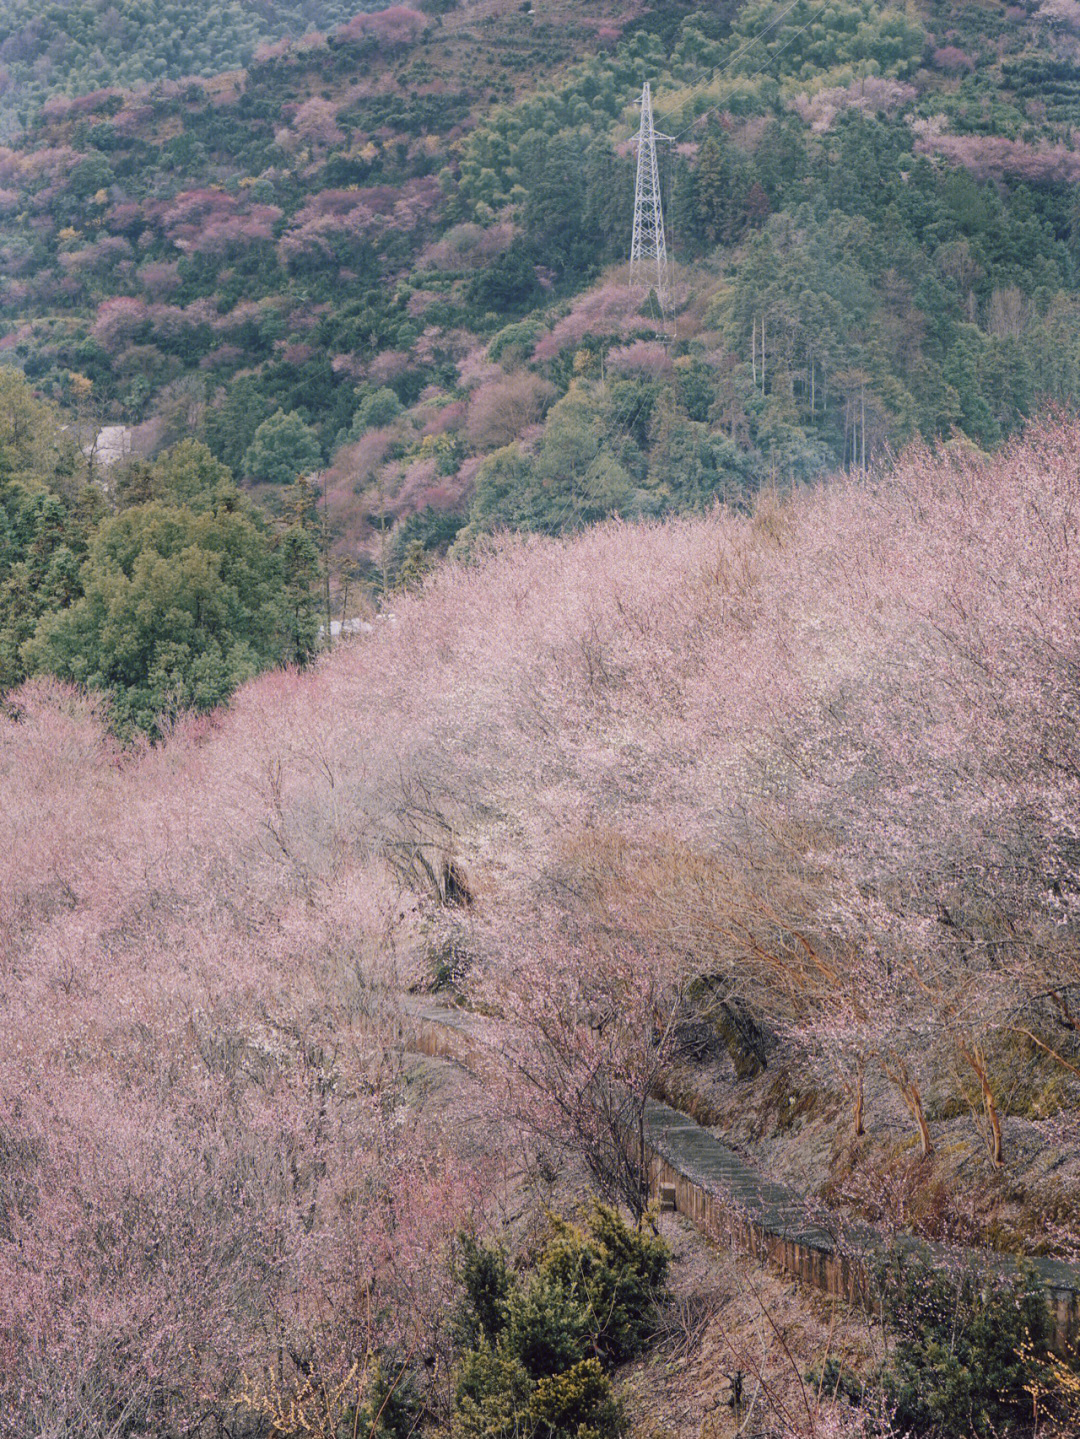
[241, 409, 322, 485]
[22, 494, 288, 734]
[693, 130, 741, 246]
[276, 523, 321, 667]
[206, 376, 273, 476]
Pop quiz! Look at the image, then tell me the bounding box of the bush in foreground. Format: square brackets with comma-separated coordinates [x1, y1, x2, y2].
[880, 1254, 1053, 1438]
[451, 1203, 669, 1439]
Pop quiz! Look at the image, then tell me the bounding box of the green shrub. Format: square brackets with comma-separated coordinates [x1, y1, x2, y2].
[879, 1253, 1053, 1437]
[465, 241, 542, 318]
[451, 1204, 667, 1439]
[452, 1346, 620, 1439]
[502, 1273, 593, 1380]
[241, 409, 322, 485]
[528, 1358, 621, 1439]
[452, 1345, 534, 1439]
[489, 319, 542, 364]
[351, 387, 403, 435]
[539, 1202, 670, 1365]
[453, 1233, 513, 1347]
[349, 1357, 423, 1439]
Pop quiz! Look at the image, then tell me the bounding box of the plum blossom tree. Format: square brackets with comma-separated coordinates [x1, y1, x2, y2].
[0, 676, 489, 1436]
[911, 121, 1080, 183]
[479, 928, 691, 1223]
[90, 294, 149, 350]
[464, 371, 555, 450]
[532, 283, 647, 363]
[290, 96, 345, 151]
[158, 188, 282, 255]
[605, 339, 674, 378]
[5, 416, 1080, 1433]
[277, 180, 440, 267]
[335, 6, 429, 50]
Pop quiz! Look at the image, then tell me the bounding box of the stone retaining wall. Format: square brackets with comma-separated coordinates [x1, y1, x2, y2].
[643, 1096, 1080, 1352]
[409, 1003, 1080, 1351]
[644, 1144, 872, 1310]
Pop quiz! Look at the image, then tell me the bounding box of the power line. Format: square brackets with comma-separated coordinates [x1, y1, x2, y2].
[541, 0, 838, 533]
[671, 0, 834, 140]
[672, 0, 808, 123]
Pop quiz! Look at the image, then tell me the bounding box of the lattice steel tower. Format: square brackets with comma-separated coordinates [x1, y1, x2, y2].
[629, 81, 670, 309]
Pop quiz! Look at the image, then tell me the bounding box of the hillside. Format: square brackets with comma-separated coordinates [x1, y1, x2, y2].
[4, 0, 1080, 625]
[6, 3, 1080, 1435]
[0, 0, 386, 132]
[4, 419, 1080, 1435]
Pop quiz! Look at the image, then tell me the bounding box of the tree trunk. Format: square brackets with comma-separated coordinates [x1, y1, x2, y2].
[636, 1108, 648, 1226]
[909, 1081, 932, 1157]
[761, 315, 766, 394]
[958, 1039, 1004, 1168]
[884, 1052, 933, 1158]
[853, 1057, 865, 1138]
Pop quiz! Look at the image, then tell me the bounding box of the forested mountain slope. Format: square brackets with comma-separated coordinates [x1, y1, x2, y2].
[5, 0, 1080, 723]
[0, 0, 387, 131]
[4, 7, 1080, 1432]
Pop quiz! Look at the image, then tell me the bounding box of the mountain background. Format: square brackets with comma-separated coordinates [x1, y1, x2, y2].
[4, 0, 1080, 721]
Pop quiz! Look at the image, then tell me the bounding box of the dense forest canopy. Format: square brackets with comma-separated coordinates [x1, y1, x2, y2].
[0, 0, 393, 132]
[0, 368, 320, 732]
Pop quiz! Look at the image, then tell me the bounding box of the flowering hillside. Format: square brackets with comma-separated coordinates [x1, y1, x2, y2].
[6, 0, 1080, 628]
[4, 418, 1079, 1432]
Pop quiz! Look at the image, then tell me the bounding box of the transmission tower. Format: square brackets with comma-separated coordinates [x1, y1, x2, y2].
[629, 81, 672, 312]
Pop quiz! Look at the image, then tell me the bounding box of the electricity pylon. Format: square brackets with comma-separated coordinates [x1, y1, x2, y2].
[629, 81, 672, 313]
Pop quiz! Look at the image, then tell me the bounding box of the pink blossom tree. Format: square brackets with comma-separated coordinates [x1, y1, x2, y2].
[289, 97, 346, 152]
[478, 926, 692, 1223]
[464, 370, 556, 450]
[335, 6, 429, 49]
[5, 414, 1080, 1429]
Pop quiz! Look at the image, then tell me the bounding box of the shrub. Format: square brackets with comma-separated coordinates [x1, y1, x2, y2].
[450, 1203, 667, 1439]
[452, 1346, 620, 1439]
[453, 1233, 513, 1348]
[352, 387, 404, 435]
[465, 241, 541, 318]
[879, 1253, 1053, 1437]
[239, 1353, 423, 1439]
[502, 1274, 593, 1381]
[528, 1358, 621, 1438]
[452, 1346, 535, 1439]
[241, 408, 322, 484]
[489, 319, 542, 365]
[539, 1203, 670, 1366]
